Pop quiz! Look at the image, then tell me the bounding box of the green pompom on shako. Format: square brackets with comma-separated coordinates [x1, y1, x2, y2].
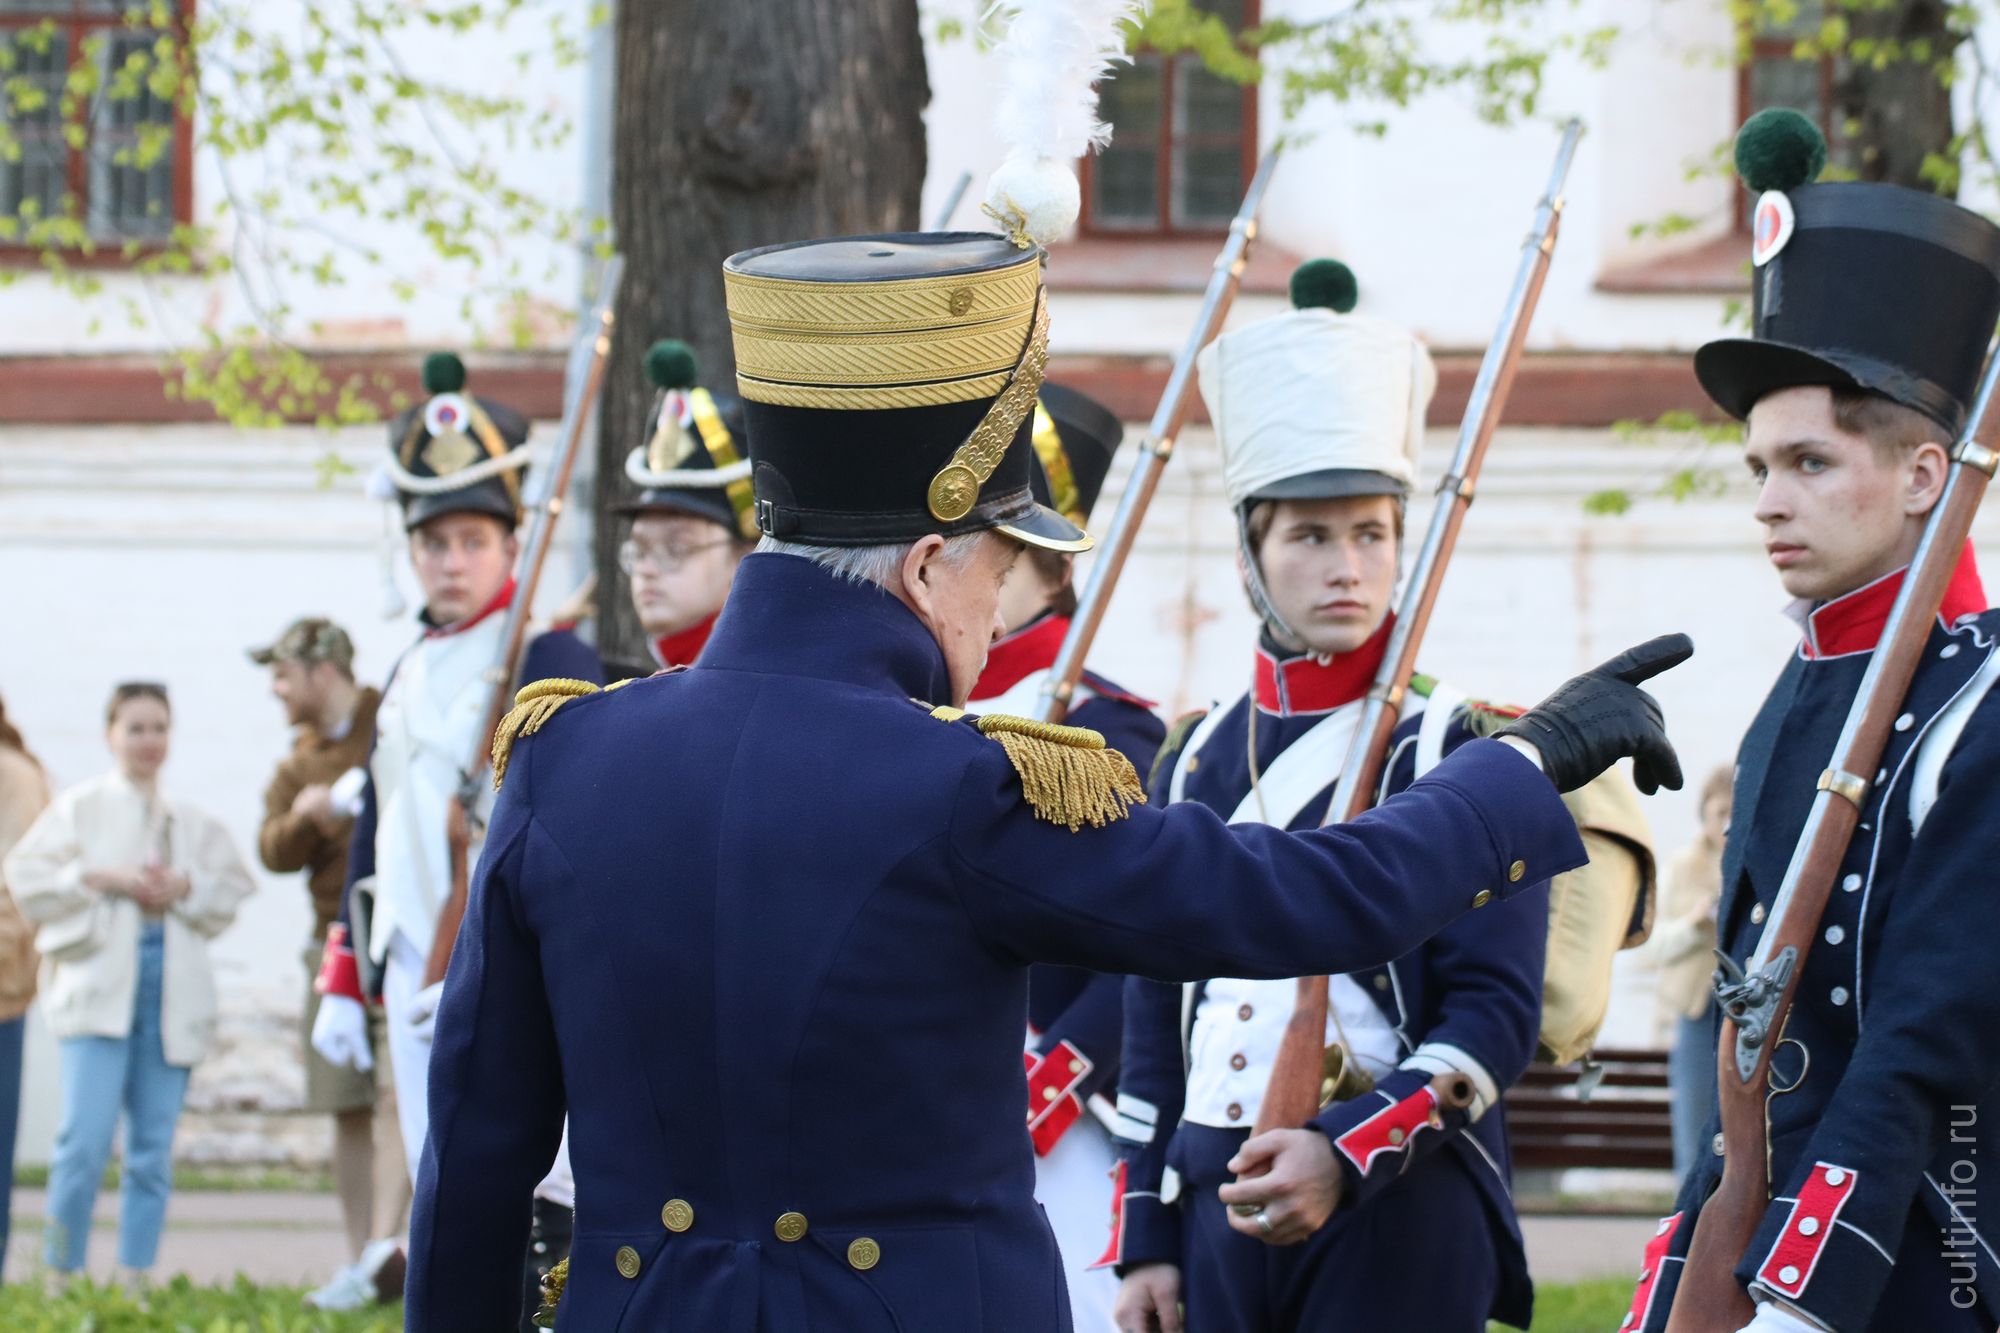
[422, 351, 467, 395]
[1734, 108, 1828, 194]
[1289, 258, 1359, 315]
[645, 339, 700, 392]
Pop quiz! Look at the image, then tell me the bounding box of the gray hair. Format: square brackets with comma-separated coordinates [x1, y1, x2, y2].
[756, 532, 987, 590]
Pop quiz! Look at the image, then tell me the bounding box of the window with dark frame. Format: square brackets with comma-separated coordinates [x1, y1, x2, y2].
[1082, 0, 1256, 237]
[0, 0, 192, 257]
[1738, 0, 1843, 229]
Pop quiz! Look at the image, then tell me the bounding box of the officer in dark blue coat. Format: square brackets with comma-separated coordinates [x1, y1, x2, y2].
[970, 382, 1166, 1328]
[306, 352, 601, 1315]
[1625, 113, 2000, 1333]
[404, 230, 1688, 1333]
[1110, 260, 1651, 1333]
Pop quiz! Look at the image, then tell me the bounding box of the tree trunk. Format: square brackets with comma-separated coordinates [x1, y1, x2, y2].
[1831, 1, 1959, 194]
[596, 0, 930, 660]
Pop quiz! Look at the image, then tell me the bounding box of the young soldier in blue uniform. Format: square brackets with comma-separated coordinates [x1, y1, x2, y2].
[306, 353, 600, 1314]
[404, 230, 1690, 1333]
[972, 382, 1165, 1330]
[1624, 113, 2000, 1333]
[612, 340, 759, 678]
[1110, 261, 1652, 1333]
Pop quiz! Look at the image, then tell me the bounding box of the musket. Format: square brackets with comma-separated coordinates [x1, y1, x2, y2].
[931, 170, 974, 231]
[422, 255, 626, 988]
[1666, 349, 2000, 1332]
[1250, 119, 1585, 1141]
[1034, 145, 1283, 724]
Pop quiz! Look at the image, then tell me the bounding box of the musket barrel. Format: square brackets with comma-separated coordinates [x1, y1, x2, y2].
[1323, 118, 1583, 827]
[1036, 146, 1284, 722]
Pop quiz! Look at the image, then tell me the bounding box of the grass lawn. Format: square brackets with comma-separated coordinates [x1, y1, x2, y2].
[0, 1275, 1632, 1331]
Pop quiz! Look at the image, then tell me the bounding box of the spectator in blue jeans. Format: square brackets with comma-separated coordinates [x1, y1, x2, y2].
[0, 694, 51, 1278]
[4, 683, 254, 1289]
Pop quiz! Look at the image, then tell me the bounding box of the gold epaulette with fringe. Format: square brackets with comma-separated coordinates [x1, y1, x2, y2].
[492, 676, 639, 788]
[932, 705, 1147, 832]
[532, 1255, 568, 1328]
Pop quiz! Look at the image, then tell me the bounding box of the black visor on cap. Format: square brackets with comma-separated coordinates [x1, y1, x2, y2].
[403, 479, 520, 532]
[1245, 468, 1409, 503]
[614, 488, 740, 531]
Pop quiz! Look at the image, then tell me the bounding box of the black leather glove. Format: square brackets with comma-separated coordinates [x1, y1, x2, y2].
[1498, 634, 1693, 794]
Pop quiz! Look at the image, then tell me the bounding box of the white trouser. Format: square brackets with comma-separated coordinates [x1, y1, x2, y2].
[384, 930, 571, 1206]
[1035, 1115, 1120, 1333]
[383, 931, 434, 1186]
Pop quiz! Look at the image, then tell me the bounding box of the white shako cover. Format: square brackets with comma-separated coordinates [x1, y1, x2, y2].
[1197, 307, 1437, 503]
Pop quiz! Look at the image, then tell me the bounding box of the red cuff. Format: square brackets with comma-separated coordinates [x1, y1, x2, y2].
[1026, 1040, 1094, 1156]
[315, 924, 363, 1002]
[1090, 1159, 1128, 1270]
[1332, 1086, 1442, 1176]
[1757, 1163, 1858, 1300]
[1620, 1212, 1681, 1331]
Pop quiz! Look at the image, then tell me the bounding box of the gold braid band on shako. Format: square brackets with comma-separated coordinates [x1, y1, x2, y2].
[927, 290, 1051, 522]
[931, 705, 1146, 831]
[719, 232, 1088, 553]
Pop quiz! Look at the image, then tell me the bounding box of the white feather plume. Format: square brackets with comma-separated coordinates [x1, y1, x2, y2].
[982, 0, 1142, 246]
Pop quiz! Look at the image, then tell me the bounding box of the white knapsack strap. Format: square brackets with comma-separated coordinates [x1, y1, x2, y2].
[1166, 696, 1238, 806]
[972, 667, 1098, 726]
[1224, 704, 1364, 830]
[1911, 644, 2000, 835]
[1413, 680, 1468, 780]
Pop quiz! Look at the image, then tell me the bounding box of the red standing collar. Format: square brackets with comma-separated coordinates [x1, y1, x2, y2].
[1801, 543, 1988, 660]
[424, 578, 516, 639]
[653, 609, 721, 669]
[1254, 616, 1395, 716]
[972, 613, 1071, 702]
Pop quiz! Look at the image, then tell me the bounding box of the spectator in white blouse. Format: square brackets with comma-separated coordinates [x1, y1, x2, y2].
[4, 682, 255, 1290]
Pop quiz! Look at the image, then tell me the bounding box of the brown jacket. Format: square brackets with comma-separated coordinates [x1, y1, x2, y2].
[259, 688, 380, 938]
[0, 747, 49, 1021]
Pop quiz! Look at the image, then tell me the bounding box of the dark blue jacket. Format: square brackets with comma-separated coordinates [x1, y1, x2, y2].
[971, 611, 1168, 1130]
[1116, 674, 1550, 1328]
[406, 553, 1584, 1333]
[1634, 563, 2000, 1333]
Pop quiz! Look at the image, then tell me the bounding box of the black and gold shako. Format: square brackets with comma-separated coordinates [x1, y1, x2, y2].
[721, 231, 1090, 552]
[618, 338, 759, 541]
[381, 352, 532, 531]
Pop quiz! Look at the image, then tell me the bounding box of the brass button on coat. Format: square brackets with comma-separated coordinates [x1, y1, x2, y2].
[1229, 1053, 1247, 1071]
[774, 1212, 809, 1243]
[847, 1237, 882, 1271]
[1226, 1102, 1243, 1122]
[1507, 860, 1527, 883]
[1471, 890, 1493, 909]
[615, 1246, 642, 1279]
[661, 1199, 694, 1233]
